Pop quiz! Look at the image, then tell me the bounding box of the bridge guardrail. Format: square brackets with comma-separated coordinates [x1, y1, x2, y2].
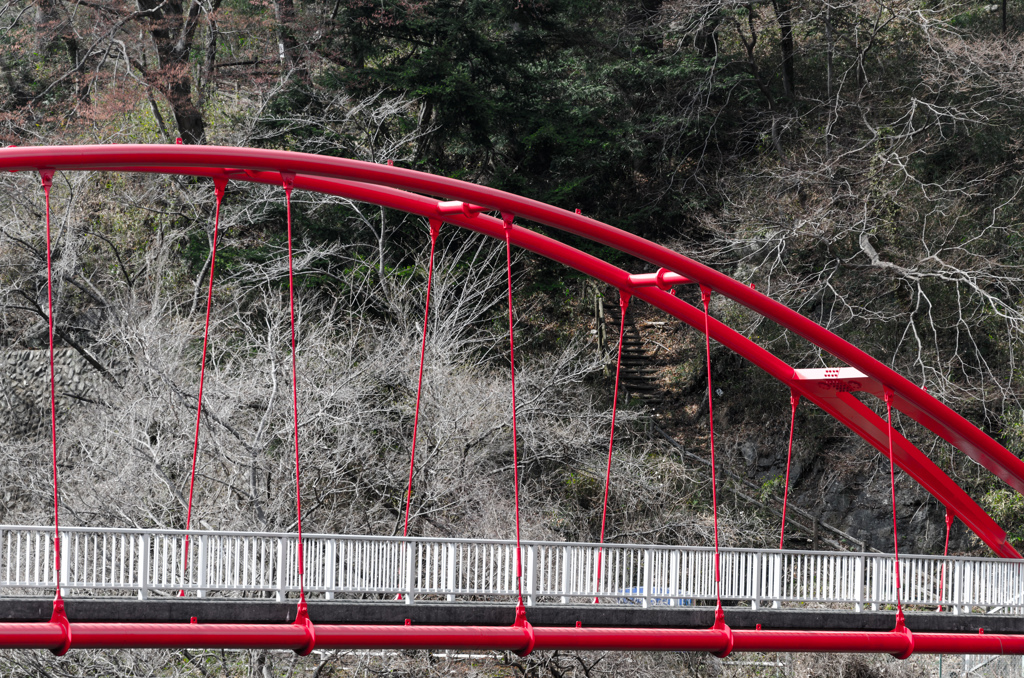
[2, 525, 1021, 613]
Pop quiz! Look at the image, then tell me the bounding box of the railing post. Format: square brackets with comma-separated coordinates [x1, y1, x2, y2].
[561, 546, 571, 604]
[854, 552, 865, 612]
[870, 557, 880, 611]
[33, 530, 40, 588]
[772, 552, 782, 609]
[956, 559, 967, 615]
[138, 533, 150, 600]
[447, 543, 456, 602]
[951, 558, 961, 615]
[60, 532, 69, 597]
[968, 559, 975, 614]
[404, 541, 415, 604]
[325, 539, 336, 600]
[751, 551, 761, 610]
[643, 548, 652, 609]
[197, 534, 208, 598]
[967, 559, 974, 615]
[670, 549, 679, 607]
[526, 544, 536, 606]
[276, 537, 286, 602]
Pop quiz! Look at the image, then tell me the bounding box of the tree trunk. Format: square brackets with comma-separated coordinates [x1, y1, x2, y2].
[197, 16, 218, 108]
[271, 0, 303, 78]
[35, 0, 89, 103]
[695, 19, 719, 58]
[772, 0, 796, 99]
[137, 0, 211, 144]
[167, 70, 206, 144]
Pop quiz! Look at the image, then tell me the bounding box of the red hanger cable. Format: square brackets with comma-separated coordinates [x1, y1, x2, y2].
[180, 177, 226, 596]
[41, 169, 71, 656]
[502, 213, 525, 615]
[938, 510, 954, 612]
[884, 388, 906, 627]
[41, 170, 62, 600]
[779, 391, 799, 549]
[402, 219, 441, 538]
[594, 290, 630, 603]
[283, 174, 307, 606]
[701, 286, 724, 625]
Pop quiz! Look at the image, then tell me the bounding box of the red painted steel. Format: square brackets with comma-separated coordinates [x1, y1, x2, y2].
[181, 177, 226, 594]
[282, 175, 308, 606]
[779, 392, 799, 549]
[884, 388, 907, 626]
[6, 145, 1024, 657]
[939, 511, 955, 611]
[4, 620, 1024, 658]
[6, 152, 1013, 556]
[8, 146, 1020, 515]
[502, 214, 526, 612]
[0, 622, 64, 650]
[595, 291, 630, 601]
[41, 170, 72, 656]
[281, 175, 317, 654]
[402, 219, 441, 539]
[264, 176, 1017, 558]
[701, 287, 724, 618]
[627, 268, 691, 290]
[41, 170, 61, 593]
[32, 161, 1013, 557]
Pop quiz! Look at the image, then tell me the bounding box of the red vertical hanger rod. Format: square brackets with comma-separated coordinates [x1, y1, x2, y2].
[40, 169, 71, 656]
[779, 391, 799, 549]
[594, 291, 629, 602]
[180, 177, 227, 595]
[501, 213, 526, 620]
[700, 287, 724, 626]
[402, 219, 442, 538]
[282, 173, 315, 656]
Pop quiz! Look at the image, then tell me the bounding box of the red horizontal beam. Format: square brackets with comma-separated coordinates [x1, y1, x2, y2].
[1, 620, 1022, 658]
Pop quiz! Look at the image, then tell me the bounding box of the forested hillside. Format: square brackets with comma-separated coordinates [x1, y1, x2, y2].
[2, 0, 1024, 674]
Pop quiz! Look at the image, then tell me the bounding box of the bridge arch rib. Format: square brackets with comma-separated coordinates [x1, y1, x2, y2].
[2, 144, 1021, 559]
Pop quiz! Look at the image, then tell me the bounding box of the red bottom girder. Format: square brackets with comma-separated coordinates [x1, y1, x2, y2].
[1, 622, 1022, 657]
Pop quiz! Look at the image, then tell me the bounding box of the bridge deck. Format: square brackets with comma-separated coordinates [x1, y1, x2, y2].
[1, 598, 1017, 634]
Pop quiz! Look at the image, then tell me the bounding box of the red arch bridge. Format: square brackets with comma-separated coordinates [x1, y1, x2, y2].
[2, 144, 1024, 658]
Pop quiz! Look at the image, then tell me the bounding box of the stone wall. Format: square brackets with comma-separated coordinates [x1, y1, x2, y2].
[0, 348, 101, 438]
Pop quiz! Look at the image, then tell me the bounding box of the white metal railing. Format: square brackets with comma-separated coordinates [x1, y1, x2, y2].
[2, 525, 1022, 613]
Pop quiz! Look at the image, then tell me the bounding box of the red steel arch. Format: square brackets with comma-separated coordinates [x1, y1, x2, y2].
[1, 144, 1014, 557]
[3, 145, 1024, 658]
